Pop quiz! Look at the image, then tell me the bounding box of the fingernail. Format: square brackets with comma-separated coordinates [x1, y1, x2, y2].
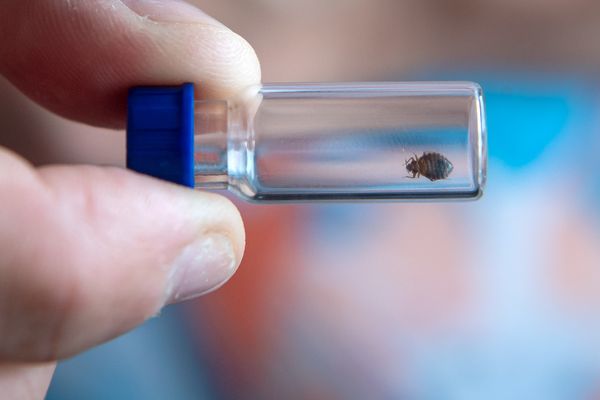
[166, 234, 238, 304]
[121, 0, 225, 25]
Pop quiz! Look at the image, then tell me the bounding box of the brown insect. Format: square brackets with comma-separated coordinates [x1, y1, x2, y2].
[405, 152, 453, 181]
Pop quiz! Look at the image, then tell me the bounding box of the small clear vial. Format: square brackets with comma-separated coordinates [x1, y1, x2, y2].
[194, 82, 486, 201]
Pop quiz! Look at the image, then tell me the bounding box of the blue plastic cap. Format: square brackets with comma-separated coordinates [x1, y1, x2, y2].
[127, 83, 195, 187]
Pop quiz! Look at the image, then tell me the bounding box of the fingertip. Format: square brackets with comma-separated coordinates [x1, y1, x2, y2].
[192, 28, 262, 101]
[0, 0, 261, 128]
[187, 189, 246, 263]
[0, 161, 247, 360]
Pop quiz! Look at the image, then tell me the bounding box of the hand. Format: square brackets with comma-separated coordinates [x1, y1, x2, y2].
[0, 1, 260, 398]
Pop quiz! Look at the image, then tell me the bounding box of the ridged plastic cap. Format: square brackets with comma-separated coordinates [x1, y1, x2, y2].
[126, 83, 195, 187]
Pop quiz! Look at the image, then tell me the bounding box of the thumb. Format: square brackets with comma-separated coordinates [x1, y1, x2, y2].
[0, 149, 245, 361]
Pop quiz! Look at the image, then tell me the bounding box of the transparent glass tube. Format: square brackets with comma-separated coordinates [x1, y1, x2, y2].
[194, 82, 486, 202]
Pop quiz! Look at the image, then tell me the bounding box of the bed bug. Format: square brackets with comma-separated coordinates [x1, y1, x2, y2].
[405, 152, 453, 181]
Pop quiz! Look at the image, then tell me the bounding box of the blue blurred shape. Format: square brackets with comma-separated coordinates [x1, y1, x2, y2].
[46, 306, 214, 400]
[486, 86, 571, 168]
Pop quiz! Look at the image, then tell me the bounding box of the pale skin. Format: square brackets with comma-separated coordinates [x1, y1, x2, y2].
[0, 1, 260, 398]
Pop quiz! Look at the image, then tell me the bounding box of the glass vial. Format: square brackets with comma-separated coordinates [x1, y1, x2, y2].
[194, 82, 486, 201]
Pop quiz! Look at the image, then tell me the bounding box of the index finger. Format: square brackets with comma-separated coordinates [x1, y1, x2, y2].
[0, 0, 261, 128]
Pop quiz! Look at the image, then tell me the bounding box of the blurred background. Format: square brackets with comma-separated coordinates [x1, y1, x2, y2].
[2, 0, 600, 398]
